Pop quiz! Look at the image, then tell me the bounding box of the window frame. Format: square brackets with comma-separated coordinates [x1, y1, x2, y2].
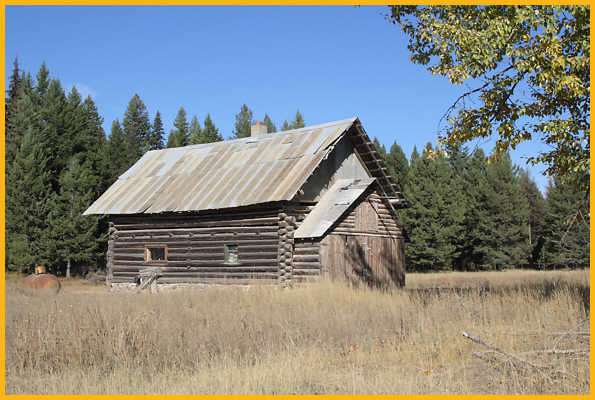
[224, 244, 239, 265]
[144, 245, 168, 264]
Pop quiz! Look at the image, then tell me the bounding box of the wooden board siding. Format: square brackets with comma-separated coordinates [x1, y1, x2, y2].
[318, 190, 405, 287]
[319, 234, 405, 287]
[332, 191, 402, 238]
[109, 209, 281, 284]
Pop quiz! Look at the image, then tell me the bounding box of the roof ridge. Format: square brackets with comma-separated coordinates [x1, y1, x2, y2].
[145, 117, 358, 154]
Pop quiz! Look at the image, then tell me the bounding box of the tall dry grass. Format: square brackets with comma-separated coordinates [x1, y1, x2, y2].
[5, 269, 589, 394]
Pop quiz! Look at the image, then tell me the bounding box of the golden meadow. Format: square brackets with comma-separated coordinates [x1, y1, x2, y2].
[5, 269, 589, 394]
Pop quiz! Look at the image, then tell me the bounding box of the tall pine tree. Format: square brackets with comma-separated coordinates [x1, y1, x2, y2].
[289, 109, 305, 129]
[232, 104, 253, 138]
[263, 113, 276, 133]
[201, 113, 223, 143]
[188, 115, 202, 145]
[401, 143, 464, 271]
[167, 107, 189, 148]
[520, 169, 547, 268]
[6, 125, 54, 272]
[104, 119, 131, 184]
[122, 94, 151, 158]
[542, 177, 589, 269]
[146, 110, 165, 150]
[45, 157, 102, 277]
[473, 154, 530, 270]
[385, 141, 409, 192]
[5, 57, 22, 166]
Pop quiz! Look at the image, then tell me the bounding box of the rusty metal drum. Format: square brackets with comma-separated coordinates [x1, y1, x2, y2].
[23, 266, 61, 295]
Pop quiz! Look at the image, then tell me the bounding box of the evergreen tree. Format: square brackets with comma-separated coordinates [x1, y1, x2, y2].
[385, 141, 409, 192]
[201, 113, 223, 143]
[35, 62, 50, 101]
[289, 109, 305, 129]
[122, 94, 151, 158]
[146, 111, 165, 150]
[372, 137, 387, 159]
[104, 119, 132, 183]
[520, 169, 547, 267]
[474, 154, 530, 270]
[452, 148, 489, 270]
[188, 115, 202, 145]
[232, 104, 253, 138]
[5, 72, 34, 168]
[40, 78, 70, 190]
[5, 57, 22, 166]
[542, 178, 589, 269]
[167, 107, 189, 148]
[6, 126, 54, 273]
[263, 113, 277, 133]
[401, 143, 465, 271]
[281, 120, 291, 131]
[45, 158, 102, 278]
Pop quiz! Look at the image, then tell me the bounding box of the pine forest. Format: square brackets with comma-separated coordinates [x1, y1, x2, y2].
[5, 61, 589, 276]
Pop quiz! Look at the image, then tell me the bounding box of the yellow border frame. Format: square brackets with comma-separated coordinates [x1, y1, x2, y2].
[0, 3, 591, 400]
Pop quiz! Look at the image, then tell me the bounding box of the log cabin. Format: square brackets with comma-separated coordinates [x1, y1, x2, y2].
[84, 118, 407, 290]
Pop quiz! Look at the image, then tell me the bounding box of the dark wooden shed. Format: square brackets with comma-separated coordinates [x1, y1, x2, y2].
[84, 118, 407, 290]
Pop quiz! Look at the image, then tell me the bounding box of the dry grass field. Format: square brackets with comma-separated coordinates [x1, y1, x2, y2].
[5, 269, 590, 394]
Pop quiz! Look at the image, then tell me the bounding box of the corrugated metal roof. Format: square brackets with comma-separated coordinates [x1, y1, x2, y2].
[294, 178, 376, 239]
[84, 118, 358, 215]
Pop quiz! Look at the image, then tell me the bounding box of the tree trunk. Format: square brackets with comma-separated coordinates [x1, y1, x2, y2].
[66, 257, 71, 279]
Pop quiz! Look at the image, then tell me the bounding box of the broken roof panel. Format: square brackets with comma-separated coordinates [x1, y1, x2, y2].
[294, 178, 377, 239]
[84, 118, 359, 215]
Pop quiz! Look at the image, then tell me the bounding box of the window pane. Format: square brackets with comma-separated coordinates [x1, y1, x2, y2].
[225, 245, 238, 264]
[146, 246, 166, 262]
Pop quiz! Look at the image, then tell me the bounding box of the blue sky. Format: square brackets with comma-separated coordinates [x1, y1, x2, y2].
[5, 5, 550, 191]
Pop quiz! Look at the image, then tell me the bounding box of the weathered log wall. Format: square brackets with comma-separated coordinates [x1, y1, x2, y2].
[109, 209, 281, 285]
[285, 203, 321, 283]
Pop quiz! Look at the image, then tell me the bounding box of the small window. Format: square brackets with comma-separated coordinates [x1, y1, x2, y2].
[145, 246, 167, 263]
[224, 244, 239, 264]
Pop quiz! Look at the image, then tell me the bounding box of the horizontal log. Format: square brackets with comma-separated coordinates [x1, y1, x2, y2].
[166, 252, 278, 261]
[157, 277, 278, 285]
[114, 240, 279, 249]
[113, 259, 279, 267]
[292, 261, 321, 269]
[117, 226, 279, 237]
[293, 246, 319, 254]
[156, 266, 279, 273]
[292, 269, 321, 276]
[159, 271, 279, 278]
[113, 271, 279, 279]
[293, 254, 319, 262]
[114, 244, 279, 254]
[116, 233, 278, 244]
[114, 253, 279, 264]
[114, 216, 279, 231]
[294, 241, 319, 248]
[293, 275, 321, 283]
[113, 210, 280, 224]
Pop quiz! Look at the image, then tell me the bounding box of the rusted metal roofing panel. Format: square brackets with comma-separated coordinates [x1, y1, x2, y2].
[84, 117, 359, 215]
[294, 178, 377, 239]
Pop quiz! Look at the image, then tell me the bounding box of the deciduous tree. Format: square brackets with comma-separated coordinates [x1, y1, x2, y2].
[389, 5, 590, 191]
